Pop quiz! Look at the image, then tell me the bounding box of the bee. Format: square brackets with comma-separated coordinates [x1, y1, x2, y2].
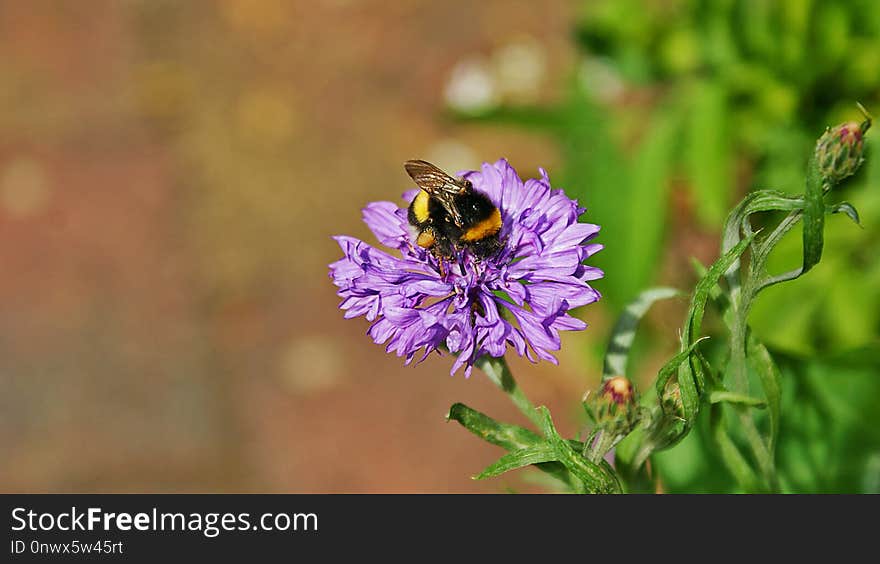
[404, 160, 503, 267]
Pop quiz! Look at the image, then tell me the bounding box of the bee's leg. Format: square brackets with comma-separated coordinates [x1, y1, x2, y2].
[436, 253, 447, 279]
[433, 241, 456, 279]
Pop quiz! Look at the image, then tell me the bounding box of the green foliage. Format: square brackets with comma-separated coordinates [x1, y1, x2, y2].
[448, 108, 873, 493]
[453, 0, 880, 349]
[654, 346, 880, 493]
[445, 0, 880, 493]
[448, 397, 620, 493]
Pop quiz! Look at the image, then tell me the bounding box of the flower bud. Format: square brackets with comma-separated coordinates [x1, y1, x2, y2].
[660, 380, 684, 420]
[601, 376, 636, 407]
[582, 376, 642, 461]
[815, 106, 872, 185]
[583, 376, 639, 429]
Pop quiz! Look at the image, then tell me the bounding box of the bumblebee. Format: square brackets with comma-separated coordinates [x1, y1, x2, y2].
[404, 160, 503, 263]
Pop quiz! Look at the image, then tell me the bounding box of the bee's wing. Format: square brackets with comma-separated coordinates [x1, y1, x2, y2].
[404, 160, 468, 197]
[404, 160, 467, 226]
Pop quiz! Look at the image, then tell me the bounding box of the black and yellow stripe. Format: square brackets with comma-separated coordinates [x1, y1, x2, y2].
[460, 208, 502, 242]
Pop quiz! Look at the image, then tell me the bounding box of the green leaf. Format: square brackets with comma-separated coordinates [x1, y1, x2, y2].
[475, 444, 559, 480]
[802, 154, 825, 274]
[602, 287, 681, 379]
[740, 191, 805, 215]
[827, 201, 861, 226]
[678, 357, 702, 426]
[447, 402, 542, 450]
[536, 407, 621, 493]
[721, 189, 805, 303]
[747, 338, 782, 457]
[674, 234, 756, 422]
[686, 233, 756, 347]
[690, 258, 725, 304]
[709, 404, 761, 492]
[447, 403, 579, 490]
[708, 390, 767, 408]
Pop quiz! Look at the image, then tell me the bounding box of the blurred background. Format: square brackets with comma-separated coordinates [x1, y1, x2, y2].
[1, 0, 878, 493]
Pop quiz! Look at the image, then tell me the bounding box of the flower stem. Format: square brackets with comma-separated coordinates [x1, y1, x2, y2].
[724, 173, 821, 493]
[476, 355, 543, 429]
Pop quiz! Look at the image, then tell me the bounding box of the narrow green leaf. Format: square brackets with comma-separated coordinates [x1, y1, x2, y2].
[721, 191, 763, 301]
[721, 190, 805, 304]
[738, 412, 776, 492]
[709, 405, 761, 492]
[802, 154, 825, 274]
[685, 233, 756, 345]
[690, 258, 724, 304]
[447, 403, 578, 490]
[753, 197, 865, 294]
[827, 201, 861, 226]
[726, 190, 804, 273]
[475, 444, 558, 480]
[742, 191, 805, 214]
[536, 407, 620, 493]
[447, 402, 542, 450]
[669, 233, 755, 425]
[746, 338, 781, 456]
[708, 390, 767, 408]
[602, 287, 682, 379]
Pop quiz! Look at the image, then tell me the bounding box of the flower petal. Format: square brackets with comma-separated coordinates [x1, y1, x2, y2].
[362, 201, 411, 250]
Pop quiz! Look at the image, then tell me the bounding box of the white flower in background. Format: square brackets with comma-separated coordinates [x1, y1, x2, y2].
[444, 37, 548, 112]
[578, 56, 624, 104]
[444, 57, 499, 114]
[493, 37, 546, 102]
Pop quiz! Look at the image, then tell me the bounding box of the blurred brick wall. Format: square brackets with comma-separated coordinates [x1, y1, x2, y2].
[0, 0, 609, 492]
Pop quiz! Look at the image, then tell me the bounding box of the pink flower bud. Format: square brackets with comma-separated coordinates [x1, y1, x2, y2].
[815, 106, 872, 185]
[601, 376, 636, 407]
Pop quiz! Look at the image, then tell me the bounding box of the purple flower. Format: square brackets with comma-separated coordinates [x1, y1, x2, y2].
[329, 158, 603, 377]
